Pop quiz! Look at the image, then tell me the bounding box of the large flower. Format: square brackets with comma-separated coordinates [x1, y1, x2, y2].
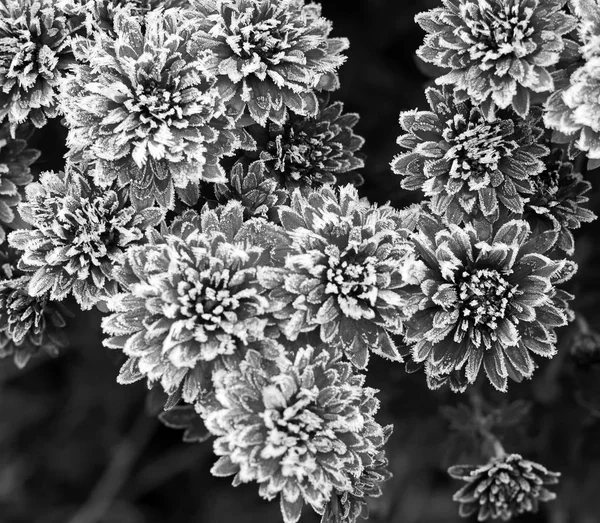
[448, 453, 560, 520]
[203, 344, 388, 523]
[0, 123, 39, 243]
[416, 0, 576, 117]
[8, 167, 164, 309]
[391, 87, 547, 224]
[0, 0, 73, 131]
[404, 214, 574, 392]
[191, 0, 348, 125]
[258, 185, 422, 369]
[62, 7, 252, 210]
[525, 149, 596, 255]
[102, 203, 276, 404]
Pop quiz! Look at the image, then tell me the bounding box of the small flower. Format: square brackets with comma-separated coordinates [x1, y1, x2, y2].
[62, 7, 253, 210]
[391, 87, 547, 224]
[0, 0, 73, 132]
[102, 203, 274, 403]
[258, 184, 421, 369]
[525, 149, 596, 255]
[416, 0, 576, 117]
[215, 159, 288, 218]
[0, 123, 39, 243]
[191, 0, 348, 125]
[8, 167, 164, 309]
[203, 344, 388, 523]
[448, 453, 560, 521]
[404, 214, 574, 392]
[256, 95, 365, 189]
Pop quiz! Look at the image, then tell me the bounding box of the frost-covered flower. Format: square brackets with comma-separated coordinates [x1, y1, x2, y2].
[102, 203, 277, 403]
[525, 149, 596, 255]
[416, 0, 576, 117]
[258, 185, 422, 369]
[8, 168, 164, 309]
[203, 345, 388, 523]
[448, 453, 560, 520]
[0, 123, 39, 243]
[0, 247, 68, 368]
[256, 96, 364, 189]
[0, 0, 73, 131]
[190, 0, 348, 125]
[391, 87, 547, 224]
[215, 159, 288, 218]
[62, 8, 252, 210]
[404, 215, 574, 392]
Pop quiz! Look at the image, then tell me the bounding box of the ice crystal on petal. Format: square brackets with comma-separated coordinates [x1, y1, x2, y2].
[0, 123, 39, 244]
[190, 0, 349, 125]
[448, 453, 560, 520]
[260, 184, 422, 369]
[403, 214, 574, 392]
[392, 87, 547, 224]
[62, 7, 252, 210]
[202, 345, 388, 523]
[416, 0, 576, 117]
[0, 0, 73, 132]
[8, 167, 164, 310]
[102, 202, 274, 403]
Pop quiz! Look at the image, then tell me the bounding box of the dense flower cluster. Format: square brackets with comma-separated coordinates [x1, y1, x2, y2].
[202, 345, 391, 523]
[190, 0, 348, 125]
[8, 167, 164, 309]
[0, 0, 73, 131]
[62, 7, 252, 209]
[392, 87, 547, 224]
[0, 123, 39, 243]
[448, 454, 560, 520]
[259, 184, 421, 369]
[416, 0, 577, 117]
[403, 215, 574, 391]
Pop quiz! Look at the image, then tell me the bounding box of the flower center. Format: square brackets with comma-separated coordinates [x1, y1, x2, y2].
[457, 268, 516, 330]
[325, 254, 378, 305]
[132, 81, 183, 126]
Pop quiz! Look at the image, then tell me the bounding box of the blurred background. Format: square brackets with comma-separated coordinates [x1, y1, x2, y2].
[2, 1, 600, 522]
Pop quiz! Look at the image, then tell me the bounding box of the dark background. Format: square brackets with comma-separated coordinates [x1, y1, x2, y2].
[2, 1, 600, 522]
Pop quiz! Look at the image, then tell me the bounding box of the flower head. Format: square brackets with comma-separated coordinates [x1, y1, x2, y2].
[416, 0, 576, 116]
[392, 87, 547, 224]
[404, 214, 574, 391]
[8, 167, 164, 309]
[0, 123, 39, 243]
[448, 453, 560, 521]
[191, 0, 348, 125]
[0, 0, 73, 131]
[257, 96, 364, 189]
[62, 7, 252, 209]
[102, 203, 275, 403]
[525, 149, 596, 255]
[203, 344, 388, 523]
[258, 184, 422, 369]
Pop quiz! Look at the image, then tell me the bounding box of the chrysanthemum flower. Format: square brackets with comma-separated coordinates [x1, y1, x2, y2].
[256, 95, 365, 189]
[190, 0, 348, 125]
[102, 203, 275, 404]
[8, 167, 164, 309]
[215, 159, 288, 218]
[203, 344, 388, 523]
[0, 247, 69, 368]
[448, 453, 560, 520]
[404, 214, 574, 392]
[416, 0, 576, 117]
[0, 123, 39, 244]
[258, 184, 422, 369]
[525, 149, 596, 255]
[62, 8, 252, 210]
[0, 0, 73, 132]
[391, 87, 547, 224]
